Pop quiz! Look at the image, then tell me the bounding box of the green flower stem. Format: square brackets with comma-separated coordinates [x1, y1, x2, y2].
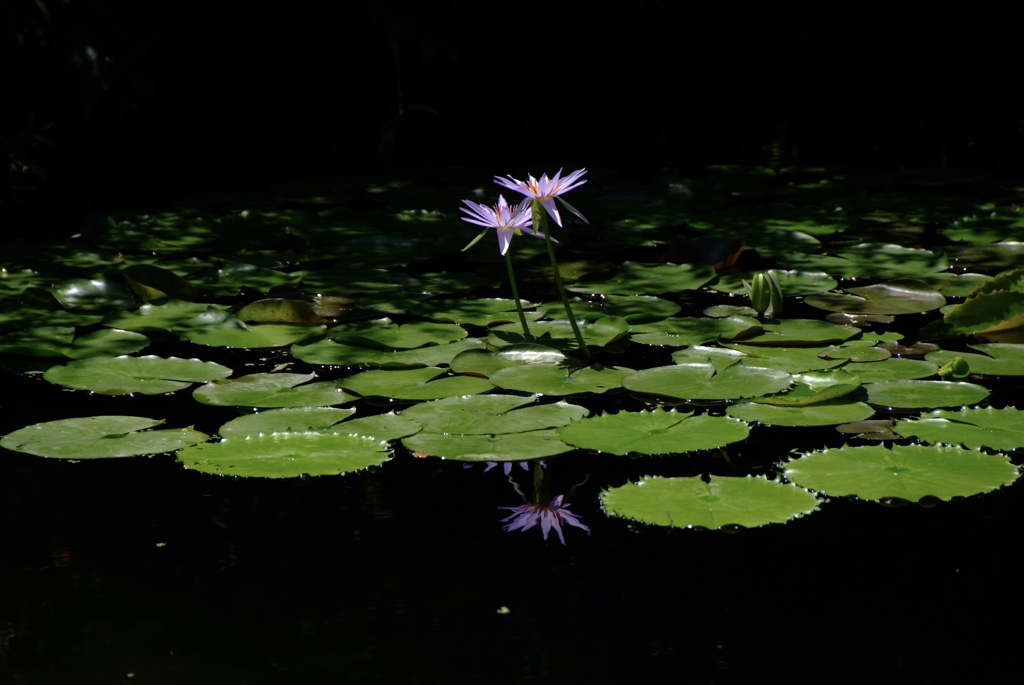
[504, 249, 531, 337]
[532, 201, 590, 363]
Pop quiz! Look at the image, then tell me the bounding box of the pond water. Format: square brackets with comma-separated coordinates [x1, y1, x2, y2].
[2, 164, 1024, 683]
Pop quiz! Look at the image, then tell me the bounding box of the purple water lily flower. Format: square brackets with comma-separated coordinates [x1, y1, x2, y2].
[500, 494, 590, 545]
[494, 168, 588, 227]
[460, 194, 543, 256]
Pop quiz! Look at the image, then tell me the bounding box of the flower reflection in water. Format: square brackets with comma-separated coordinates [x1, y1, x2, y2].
[501, 494, 590, 545]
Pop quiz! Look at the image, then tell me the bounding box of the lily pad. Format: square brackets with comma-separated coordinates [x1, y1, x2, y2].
[1, 416, 209, 459]
[328, 318, 467, 350]
[397, 395, 586, 434]
[218, 407, 358, 438]
[727, 399, 875, 427]
[600, 475, 820, 530]
[176, 432, 390, 478]
[863, 380, 989, 409]
[401, 429, 574, 462]
[194, 372, 358, 407]
[622, 363, 791, 401]
[894, 407, 1024, 451]
[783, 443, 1019, 502]
[292, 337, 485, 368]
[927, 344, 1024, 376]
[488, 363, 633, 397]
[559, 408, 749, 455]
[631, 316, 762, 348]
[573, 261, 717, 296]
[0, 327, 150, 360]
[339, 367, 492, 400]
[43, 355, 232, 395]
[804, 279, 945, 315]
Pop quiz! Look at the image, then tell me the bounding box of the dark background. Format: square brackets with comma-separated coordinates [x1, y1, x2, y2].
[4, 0, 1023, 232]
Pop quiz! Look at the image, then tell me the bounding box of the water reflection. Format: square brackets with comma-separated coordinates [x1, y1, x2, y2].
[499, 461, 589, 544]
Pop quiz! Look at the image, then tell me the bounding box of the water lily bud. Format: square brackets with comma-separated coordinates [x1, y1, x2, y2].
[748, 272, 772, 313]
[938, 356, 970, 380]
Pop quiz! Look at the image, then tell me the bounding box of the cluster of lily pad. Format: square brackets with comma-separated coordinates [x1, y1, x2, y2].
[2, 165, 1024, 539]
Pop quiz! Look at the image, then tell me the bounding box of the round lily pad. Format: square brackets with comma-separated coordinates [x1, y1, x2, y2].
[600, 475, 820, 530]
[727, 399, 875, 427]
[559, 408, 749, 456]
[863, 380, 989, 409]
[194, 372, 358, 407]
[622, 363, 791, 401]
[783, 443, 1019, 502]
[1, 416, 209, 459]
[894, 407, 1024, 451]
[43, 355, 232, 395]
[176, 432, 390, 478]
[401, 429, 574, 462]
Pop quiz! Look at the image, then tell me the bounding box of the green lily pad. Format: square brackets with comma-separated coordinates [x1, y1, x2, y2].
[194, 372, 358, 407]
[833, 244, 948, 280]
[488, 363, 633, 397]
[631, 316, 762, 348]
[729, 319, 860, 346]
[864, 380, 989, 409]
[489, 317, 630, 351]
[397, 395, 586, 434]
[1, 416, 209, 459]
[339, 367, 492, 400]
[622, 363, 791, 401]
[43, 355, 232, 395]
[218, 407, 358, 438]
[848, 357, 938, 382]
[540, 295, 681, 324]
[927, 344, 1024, 377]
[406, 298, 541, 326]
[559, 408, 749, 455]
[727, 399, 875, 427]
[573, 261, 717, 296]
[805, 279, 945, 315]
[234, 298, 329, 324]
[104, 300, 222, 332]
[448, 344, 571, 377]
[121, 264, 199, 302]
[894, 407, 1024, 451]
[720, 344, 846, 374]
[783, 443, 1019, 502]
[401, 429, 574, 462]
[328, 318, 467, 350]
[53, 277, 137, 310]
[292, 337, 485, 368]
[175, 308, 325, 348]
[600, 475, 820, 530]
[753, 369, 861, 406]
[176, 432, 390, 478]
[0, 327, 150, 360]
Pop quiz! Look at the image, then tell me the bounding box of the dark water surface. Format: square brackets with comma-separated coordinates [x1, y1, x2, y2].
[2, 353, 1023, 685]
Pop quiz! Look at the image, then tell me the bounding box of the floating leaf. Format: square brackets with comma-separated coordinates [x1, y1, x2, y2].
[194, 372, 357, 407]
[783, 443, 1019, 502]
[1, 416, 208, 459]
[402, 428, 574, 461]
[44, 355, 232, 395]
[805, 279, 945, 315]
[176, 432, 390, 478]
[218, 407, 358, 438]
[573, 261, 717, 296]
[600, 475, 820, 530]
[234, 298, 328, 324]
[329, 318, 467, 350]
[489, 363, 632, 397]
[753, 369, 861, 406]
[727, 399, 875, 427]
[894, 407, 1024, 451]
[927, 344, 1024, 376]
[175, 308, 324, 348]
[398, 395, 586, 434]
[864, 380, 989, 409]
[622, 363, 791, 401]
[0, 327, 149, 360]
[339, 367, 492, 400]
[559, 408, 749, 455]
[631, 316, 762, 347]
[292, 337, 485, 368]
